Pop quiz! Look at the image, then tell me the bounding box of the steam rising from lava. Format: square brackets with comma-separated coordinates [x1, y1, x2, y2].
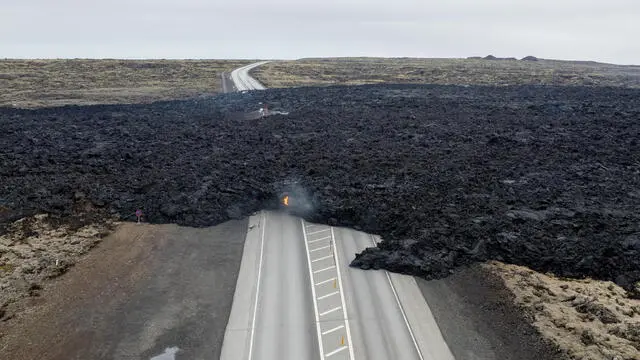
[276, 180, 316, 217]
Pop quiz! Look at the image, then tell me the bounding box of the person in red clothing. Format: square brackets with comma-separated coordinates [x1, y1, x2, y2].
[135, 209, 143, 223]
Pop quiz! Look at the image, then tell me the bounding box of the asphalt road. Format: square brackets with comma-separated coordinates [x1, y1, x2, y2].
[221, 211, 454, 360]
[229, 61, 269, 91]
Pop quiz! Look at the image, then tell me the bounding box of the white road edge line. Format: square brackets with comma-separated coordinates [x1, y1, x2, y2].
[315, 277, 337, 286]
[314, 265, 336, 274]
[325, 346, 348, 357]
[310, 245, 331, 252]
[322, 325, 345, 335]
[312, 255, 333, 263]
[369, 235, 424, 360]
[302, 219, 326, 360]
[247, 212, 267, 360]
[320, 306, 342, 317]
[332, 226, 356, 360]
[317, 291, 339, 300]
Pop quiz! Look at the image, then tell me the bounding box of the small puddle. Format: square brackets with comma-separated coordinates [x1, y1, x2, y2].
[150, 346, 180, 360]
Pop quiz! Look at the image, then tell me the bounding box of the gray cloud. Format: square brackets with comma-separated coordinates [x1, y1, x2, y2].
[1, 0, 638, 64]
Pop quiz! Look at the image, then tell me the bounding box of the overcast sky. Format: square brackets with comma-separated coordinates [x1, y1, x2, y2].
[1, 0, 638, 64]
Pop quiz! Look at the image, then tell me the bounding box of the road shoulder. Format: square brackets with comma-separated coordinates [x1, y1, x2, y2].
[389, 273, 454, 360]
[417, 264, 563, 360]
[220, 212, 263, 360]
[486, 261, 640, 360]
[0, 220, 248, 360]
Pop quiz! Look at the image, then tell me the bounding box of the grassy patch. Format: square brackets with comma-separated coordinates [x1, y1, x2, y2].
[251, 57, 640, 88]
[0, 59, 254, 108]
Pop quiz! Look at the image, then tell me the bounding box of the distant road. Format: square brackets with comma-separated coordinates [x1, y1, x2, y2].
[229, 61, 269, 91]
[220, 211, 454, 360]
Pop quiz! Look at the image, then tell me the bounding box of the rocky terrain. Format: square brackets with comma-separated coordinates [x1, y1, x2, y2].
[0, 213, 114, 321]
[251, 57, 640, 88]
[0, 59, 251, 108]
[1, 83, 639, 299]
[487, 261, 640, 359]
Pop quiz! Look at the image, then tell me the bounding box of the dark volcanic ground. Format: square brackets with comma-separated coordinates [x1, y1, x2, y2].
[1, 84, 639, 293]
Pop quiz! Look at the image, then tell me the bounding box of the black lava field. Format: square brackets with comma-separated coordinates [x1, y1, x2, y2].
[1, 84, 639, 292]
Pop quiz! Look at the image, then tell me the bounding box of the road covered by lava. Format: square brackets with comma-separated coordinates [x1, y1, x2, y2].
[1, 84, 639, 293]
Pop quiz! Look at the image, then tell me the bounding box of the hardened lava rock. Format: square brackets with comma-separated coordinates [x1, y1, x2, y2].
[1, 84, 639, 292]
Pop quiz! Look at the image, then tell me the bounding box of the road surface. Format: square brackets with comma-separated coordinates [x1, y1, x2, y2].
[220, 211, 454, 360]
[229, 61, 269, 91]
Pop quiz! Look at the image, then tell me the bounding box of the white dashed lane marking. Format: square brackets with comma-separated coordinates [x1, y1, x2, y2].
[307, 229, 331, 236]
[311, 245, 331, 252]
[315, 277, 337, 286]
[309, 236, 332, 244]
[302, 220, 354, 360]
[313, 255, 334, 263]
[322, 325, 345, 335]
[314, 265, 336, 274]
[320, 306, 342, 317]
[318, 291, 339, 300]
[326, 346, 348, 357]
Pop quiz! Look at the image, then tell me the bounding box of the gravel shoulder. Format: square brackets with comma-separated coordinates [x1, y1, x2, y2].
[0, 219, 248, 359]
[417, 264, 564, 360]
[421, 261, 640, 360]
